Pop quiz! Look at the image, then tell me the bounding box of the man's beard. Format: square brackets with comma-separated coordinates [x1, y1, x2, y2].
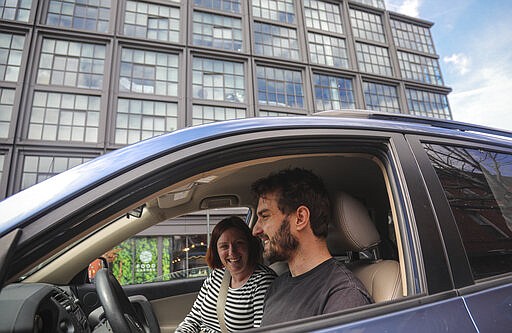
[264, 215, 299, 263]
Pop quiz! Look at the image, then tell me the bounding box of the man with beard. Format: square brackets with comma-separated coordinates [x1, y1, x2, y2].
[251, 168, 372, 326]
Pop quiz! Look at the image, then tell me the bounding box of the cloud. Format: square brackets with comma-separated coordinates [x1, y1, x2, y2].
[385, 0, 422, 17]
[443, 53, 470, 75]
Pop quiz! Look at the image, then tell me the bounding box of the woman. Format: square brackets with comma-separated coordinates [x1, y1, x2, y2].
[175, 216, 276, 333]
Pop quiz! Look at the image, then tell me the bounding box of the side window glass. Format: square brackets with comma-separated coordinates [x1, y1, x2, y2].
[423, 143, 512, 280]
[88, 208, 249, 285]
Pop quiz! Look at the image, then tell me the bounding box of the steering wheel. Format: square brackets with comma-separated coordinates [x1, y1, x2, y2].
[95, 268, 145, 333]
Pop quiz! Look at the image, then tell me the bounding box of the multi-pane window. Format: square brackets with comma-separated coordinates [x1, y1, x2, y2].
[124, 1, 180, 43]
[349, 8, 385, 43]
[259, 110, 294, 117]
[350, 0, 385, 10]
[192, 11, 242, 51]
[252, 0, 295, 24]
[0, 0, 31, 22]
[390, 19, 435, 54]
[115, 98, 177, 145]
[21, 154, 93, 190]
[46, 0, 111, 33]
[398, 51, 443, 85]
[192, 105, 245, 126]
[37, 39, 105, 89]
[356, 42, 392, 76]
[119, 48, 178, 96]
[303, 0, 343, 34]
[0, 153, 4, 186]
[0, 32, 25, 82]
[257, 65, 303, 108]
[192, 57, 244, 103]
[406, 88, 451, 119]
[254, 22, 299, 60]
[363, 81, 400, 113]
[313, 74, 354, 111]
[308, 33, 349, 69]
[28, 91, 100, 142]
[194, 0, 241, 13]
[0, 88, 15, 139]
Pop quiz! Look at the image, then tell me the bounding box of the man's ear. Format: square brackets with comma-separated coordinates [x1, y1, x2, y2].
[295, 205, 310, 231]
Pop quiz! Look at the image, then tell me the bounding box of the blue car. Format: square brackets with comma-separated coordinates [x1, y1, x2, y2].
[0, 111, 511, 332]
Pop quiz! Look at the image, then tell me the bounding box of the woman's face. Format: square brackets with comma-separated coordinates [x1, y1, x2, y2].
[217, 228, 252, 276]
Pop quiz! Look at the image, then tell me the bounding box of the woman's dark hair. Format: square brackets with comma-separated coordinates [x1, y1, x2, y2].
[205, 215, 262, 269]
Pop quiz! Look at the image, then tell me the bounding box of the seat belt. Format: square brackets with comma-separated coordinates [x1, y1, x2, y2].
[217, 269, 231, 333]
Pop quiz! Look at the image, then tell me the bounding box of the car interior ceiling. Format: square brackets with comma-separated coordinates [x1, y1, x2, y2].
[23, 152, 404, 298]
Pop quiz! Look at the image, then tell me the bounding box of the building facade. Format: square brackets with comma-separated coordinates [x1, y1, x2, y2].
[0, 0, 451, 199]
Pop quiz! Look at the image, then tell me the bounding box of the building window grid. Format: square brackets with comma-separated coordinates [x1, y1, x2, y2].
[252, 0, 295, 24]
[406, 88, 451, 119]
[398, 51, 443, 85]
[0, 87, 15, 139]
[356, 42, 392, 76]
[0, 0, 31, 22]
[363, 81, 400, 113]
[350, 0, 385, 10]
[28, 91, 100, 143]
[390, 19, 435, 55]
[115, 98, 178, 145]
[313, 74, 355, 111]
[37, 39, 105, 89]
[192, 11, 242, 51]
[303, 0, 343, 34]
[349, 8, 385, 44]
[192, 104, 245, 126]
[253, 22, 299, 60]
[123, 1, 180, 43]
[259, 110, 295, 117]
[119, 48, 179, 97]
[0, 32, 25, 82]
[308, 32, 349, 69]
[257, 65, 304, 108]
[193, 0, 241, 13]
[192, 57, 245, 103]
[46, 0, 111, 33]
[21, 155, 93, 190]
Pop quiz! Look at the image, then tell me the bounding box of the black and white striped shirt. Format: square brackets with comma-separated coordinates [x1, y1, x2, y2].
[175, 264, 276, 333]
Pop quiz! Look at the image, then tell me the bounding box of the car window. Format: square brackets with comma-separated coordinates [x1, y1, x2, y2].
[423, 143, 512, 280]
[88, 208, 249, 285]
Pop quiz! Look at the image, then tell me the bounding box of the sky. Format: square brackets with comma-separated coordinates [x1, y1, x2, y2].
[385, 0, 512, 132]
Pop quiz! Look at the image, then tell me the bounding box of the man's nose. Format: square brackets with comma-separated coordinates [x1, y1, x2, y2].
[252, 219, 262, 236]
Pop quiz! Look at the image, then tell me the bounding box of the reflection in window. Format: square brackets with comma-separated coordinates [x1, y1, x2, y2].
[46, 0, 111, 33]
[28, 91, 100, 142]
[119, 48, 179, 96]
[350, 0, 385, 9]
[254, 22, 299, 60]
[194, 0, 240, 13]
[356, 42, 392, 76]
[390, 19, 435, 54]
[349, 8, 385, 43]
[192, 57, 244, 103]
[37, 39, 105, 89]
[308, 33, 348, 68]
[0, 0, 31, 22]
[0, 32, 25, 82]
[192, 11, 242, 51]
[124, 1, 180, 43]
[252, 0, 295, 24]
[398, 51, 443, 85]
[192, 105, 245, 126]
[313, 74, 354, 111]
[257, 65, 303, 108]
[423, 144, 512, 279]
[303, 0, 343, 34]
[0, 88, 15, 138]
[363, 81, 400, 113]
[115, 98, 177, 145]
[21, 154, 92, 190]
[406, 88, 450, 119]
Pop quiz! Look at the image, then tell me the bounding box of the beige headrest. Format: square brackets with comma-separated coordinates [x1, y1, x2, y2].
[327, 192, 380, 254]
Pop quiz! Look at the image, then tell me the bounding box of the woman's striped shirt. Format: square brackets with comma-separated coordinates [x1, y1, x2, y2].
[175, 264, 276, 333]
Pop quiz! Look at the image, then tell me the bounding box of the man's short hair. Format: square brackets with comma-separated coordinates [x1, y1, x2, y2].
[251, 168, 331, 238]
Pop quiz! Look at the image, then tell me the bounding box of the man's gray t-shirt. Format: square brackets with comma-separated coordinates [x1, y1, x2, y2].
[261, 258, 372, 326]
